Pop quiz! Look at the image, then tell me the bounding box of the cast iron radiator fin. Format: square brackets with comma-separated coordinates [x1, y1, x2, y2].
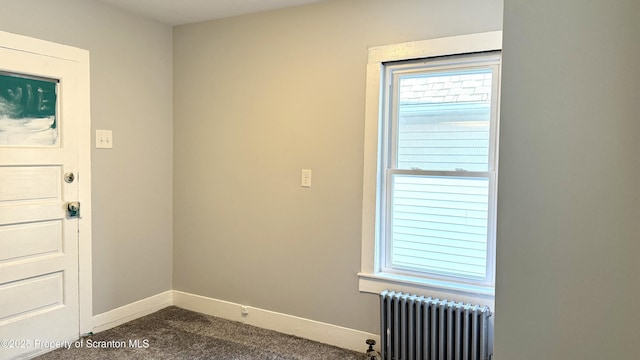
[380, 290, 491, 360]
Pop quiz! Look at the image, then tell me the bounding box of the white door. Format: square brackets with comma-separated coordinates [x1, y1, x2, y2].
[0, 32, 90, 359]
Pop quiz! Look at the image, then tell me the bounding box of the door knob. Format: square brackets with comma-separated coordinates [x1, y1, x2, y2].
[67, 201, 80, 218]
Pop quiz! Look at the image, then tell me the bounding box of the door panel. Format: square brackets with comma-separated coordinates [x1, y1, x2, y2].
[0, 166, 61, 201]
[0, 37, 85, 359]
[0, 272, 64, 322]
[0, 221, 62, 262]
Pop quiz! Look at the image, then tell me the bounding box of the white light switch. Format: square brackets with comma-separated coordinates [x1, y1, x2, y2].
[96, 129, 113, 149]
[301, 169, 312, 188]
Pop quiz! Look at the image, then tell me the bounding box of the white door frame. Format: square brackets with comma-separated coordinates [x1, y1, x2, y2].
[0, 30, 92, 335]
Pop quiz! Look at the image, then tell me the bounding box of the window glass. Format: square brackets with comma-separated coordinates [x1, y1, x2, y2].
[381, 53, 500, 286]
[397, 70, 492, 172]
[389, 174, 489, 279]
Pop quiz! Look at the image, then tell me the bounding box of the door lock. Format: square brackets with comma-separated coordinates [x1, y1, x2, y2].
[64, 172, 75, 183]
[67, 201, 80, 218]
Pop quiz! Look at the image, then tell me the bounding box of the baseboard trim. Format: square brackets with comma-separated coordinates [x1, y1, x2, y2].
[92, 290, 173, 333]
[92, 290, 378, 353]
[172, 291, 379, 353]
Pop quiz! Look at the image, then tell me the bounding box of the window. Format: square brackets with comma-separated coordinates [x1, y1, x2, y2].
[360, 32, 501, 303]
[384, 54, 500, 284]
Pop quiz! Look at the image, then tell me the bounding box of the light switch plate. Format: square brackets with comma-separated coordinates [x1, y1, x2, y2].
[96, 129, 113, 149]
[301, 169, 312, 188]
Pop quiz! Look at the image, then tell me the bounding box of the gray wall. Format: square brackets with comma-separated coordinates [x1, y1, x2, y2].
[173, 0, 503, 333]
[0, 0, 174, 315]
[495, 1, 640, 358]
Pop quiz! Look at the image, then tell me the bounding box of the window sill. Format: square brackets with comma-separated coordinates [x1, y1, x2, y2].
[358, 272, 495, 309]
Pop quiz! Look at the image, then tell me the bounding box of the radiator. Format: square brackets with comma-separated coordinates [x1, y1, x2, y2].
[380, 291, 491, 360]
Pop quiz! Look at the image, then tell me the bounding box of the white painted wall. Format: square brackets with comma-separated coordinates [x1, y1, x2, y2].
[496, 1, 640, 358]
[0, 0, 173, 315]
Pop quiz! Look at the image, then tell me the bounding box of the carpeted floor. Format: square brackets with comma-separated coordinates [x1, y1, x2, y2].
[35, 306, 368, 359]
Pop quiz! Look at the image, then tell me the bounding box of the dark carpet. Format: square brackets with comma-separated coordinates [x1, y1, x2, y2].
[35, 306, 367, 359]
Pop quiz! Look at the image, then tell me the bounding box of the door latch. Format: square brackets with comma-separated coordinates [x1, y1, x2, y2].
[67, 201, 80, 218]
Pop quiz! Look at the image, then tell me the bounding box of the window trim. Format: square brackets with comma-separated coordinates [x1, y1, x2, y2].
[359, 32, 502, 306]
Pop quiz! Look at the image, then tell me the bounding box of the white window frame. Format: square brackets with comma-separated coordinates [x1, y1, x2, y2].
[359, 32, 502, 307]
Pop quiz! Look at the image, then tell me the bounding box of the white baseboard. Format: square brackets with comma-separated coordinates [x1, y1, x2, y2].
[172, 291, 379, 353]
[92, 290, 173, 333]
[91, 290, 378, 353]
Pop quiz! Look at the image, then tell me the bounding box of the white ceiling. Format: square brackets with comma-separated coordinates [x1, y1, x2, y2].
[96, 0, 325, 26]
